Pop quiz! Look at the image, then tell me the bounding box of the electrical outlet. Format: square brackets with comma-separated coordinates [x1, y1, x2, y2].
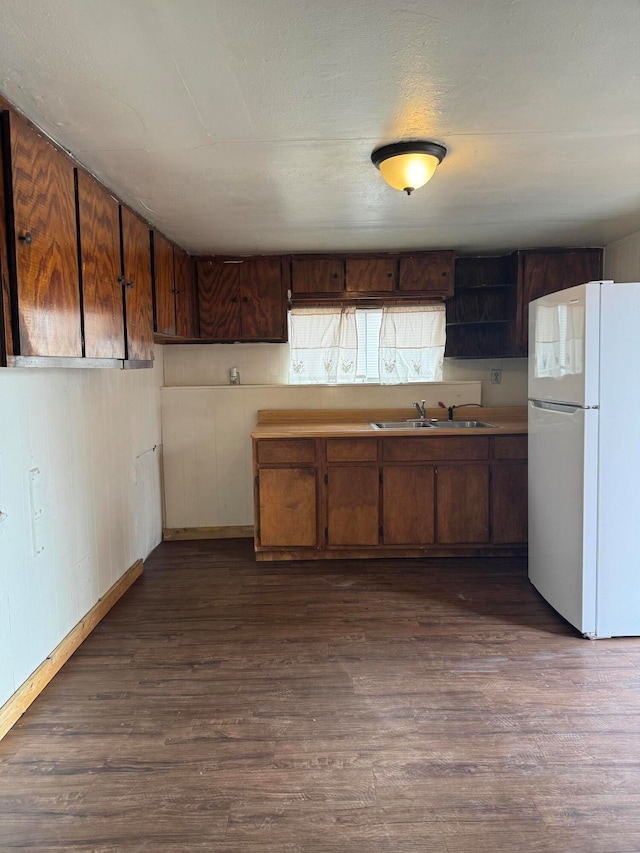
[491, 368, 502, 385]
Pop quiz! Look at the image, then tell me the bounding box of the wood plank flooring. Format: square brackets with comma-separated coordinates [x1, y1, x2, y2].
[1, 539, 640, 852]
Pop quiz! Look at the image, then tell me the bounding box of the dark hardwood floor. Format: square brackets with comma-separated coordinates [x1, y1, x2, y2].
[2, 539, 640, 852]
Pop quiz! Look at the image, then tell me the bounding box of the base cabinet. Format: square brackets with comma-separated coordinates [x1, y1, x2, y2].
[382, 465, 435, 545]
[327, 466, 379, 546]
[253, 433, 527, 559]
[257, 467, 317, 548]
[436, 464, 490, 543]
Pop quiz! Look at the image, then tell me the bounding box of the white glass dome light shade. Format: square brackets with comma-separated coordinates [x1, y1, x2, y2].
[371, 141, 447, 195]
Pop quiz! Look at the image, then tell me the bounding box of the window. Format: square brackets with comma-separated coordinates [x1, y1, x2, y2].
[288, 304, 445, 384]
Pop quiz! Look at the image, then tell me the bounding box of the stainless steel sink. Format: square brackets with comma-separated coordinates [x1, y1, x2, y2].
[370, 420, 497, 430]
[428, 420, 497, 429]
[370, 421, 435, 429]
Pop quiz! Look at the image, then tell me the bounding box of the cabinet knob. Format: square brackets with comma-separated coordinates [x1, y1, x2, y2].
[242, 296, 248, 303]
[18, 232, 32, 245]
[332, 273, 338, 278]
[231, 297, 238, 303]
[126, 280, 134, 289]
[117, 275, 126, 286]
[387, 272, 392, 278]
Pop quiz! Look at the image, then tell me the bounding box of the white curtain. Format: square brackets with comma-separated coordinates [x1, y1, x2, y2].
[378, 305, 446, 383]
[289, 306, 358, 383]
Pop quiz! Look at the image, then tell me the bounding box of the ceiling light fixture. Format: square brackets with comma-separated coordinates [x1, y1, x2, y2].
[371, 141, 446, 195]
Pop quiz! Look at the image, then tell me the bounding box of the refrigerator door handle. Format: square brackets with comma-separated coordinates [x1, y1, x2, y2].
[529, 399, 582, 414]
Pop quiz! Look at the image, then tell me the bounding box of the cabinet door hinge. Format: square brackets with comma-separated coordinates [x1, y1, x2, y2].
[257, 528, 261, 540]
[324, 473, 328, 485]
[379, 526, 384, 539]
[379, 471, 383, 484]
[255, 474, 259, 488]
[324, 527, 328, 540]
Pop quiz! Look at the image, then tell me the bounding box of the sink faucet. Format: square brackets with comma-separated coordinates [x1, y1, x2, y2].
[413, 400, 426, 419]
[438, 401, 482, 421]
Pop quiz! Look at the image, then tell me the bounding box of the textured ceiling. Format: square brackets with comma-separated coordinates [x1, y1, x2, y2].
[1, 0, 639, 255]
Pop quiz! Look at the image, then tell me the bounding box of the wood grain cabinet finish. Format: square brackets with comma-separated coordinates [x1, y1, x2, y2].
[174, 246, 197, 338]
[516, 249, 602, 355]
[398, 251, 455, 296]
[120, 206, 154, 362]
[289, 251, 454, 301]
[345, 258, 396, 292]
[436, 463, 490, 544]
[327, 466, 380, 546]
[258, 467, 317, 547]
[198, 257, 286, 341]
[291, 258, 344, 294]
[254, 433, 526, 559]
[153, 230, 176, 335]
[445, 254, 518, 359]
[2, 110, 82, 357]
[383, 465, 435, 545]
[490, 461, 528, 544]
[489, 435, 528, 545]
[76, 169, 125, 360]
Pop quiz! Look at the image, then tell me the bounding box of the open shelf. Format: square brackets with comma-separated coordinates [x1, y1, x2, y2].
[445, 254, 518, 358]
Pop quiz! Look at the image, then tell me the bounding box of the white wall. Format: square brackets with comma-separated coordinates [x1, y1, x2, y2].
[604, 229, 640, 281]
[161, 340, 529, 531]
[0, 348, 164, 707]
[164, 344, 529, 406]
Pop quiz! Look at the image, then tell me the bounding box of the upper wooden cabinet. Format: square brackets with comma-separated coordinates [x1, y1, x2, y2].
[197, 256, 287, 342]
[1, 110, 82, 358]
[151, 233, 198, 340]
[76, 169, 125, 360]
[174, 246, 198, 338]
[515, 249, 602, 355]
[398, 251, 454, 296]
[346, 258, 396, 292]
[120, 207, 154, 362]
[446, 248, 602, 359]
[291, 258, 343, 294]
[152, 230, 176, 336]
[445, 254, 517, 359]
[289, 251, 454, 300]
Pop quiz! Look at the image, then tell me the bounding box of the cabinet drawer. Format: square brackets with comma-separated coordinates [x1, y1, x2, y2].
[257, 439, 316, 464]
[383, 437, 489, 462]
[326, 438, 378, 462]
[492, 435, 527, 460]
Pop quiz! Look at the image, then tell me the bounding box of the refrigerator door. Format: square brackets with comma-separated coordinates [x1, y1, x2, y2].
[528, 282, 601, 407]
[528, 400, 598, 635]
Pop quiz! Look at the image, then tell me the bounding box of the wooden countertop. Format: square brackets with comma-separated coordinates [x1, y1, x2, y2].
[252, 406, 528, 439]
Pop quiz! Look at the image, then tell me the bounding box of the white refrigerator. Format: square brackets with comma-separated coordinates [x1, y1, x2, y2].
[528, 280, 640, 638]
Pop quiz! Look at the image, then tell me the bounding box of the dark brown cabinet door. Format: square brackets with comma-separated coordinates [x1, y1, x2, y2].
[258, 467, 317, 547]
[436, 464, 489, 544]
[398, 251, 455, 296]
[197, 259, 241, 339]
[517, 249, 602, 353]
[383, 465, 435, 545]
[491, 462, 528, 544]
[174, 247, 197, 338]
[346, 258, 396, 292]
[291, 258, 344, 294]
[327, 466, 379, 546]
[76, 169, 124, 360]
[197, 258, 285, 341]
[120, 207, 154, 362]
[153, 231, 176, 335]
[6, 111, 81, 357]
[241, 257, 285, 339]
